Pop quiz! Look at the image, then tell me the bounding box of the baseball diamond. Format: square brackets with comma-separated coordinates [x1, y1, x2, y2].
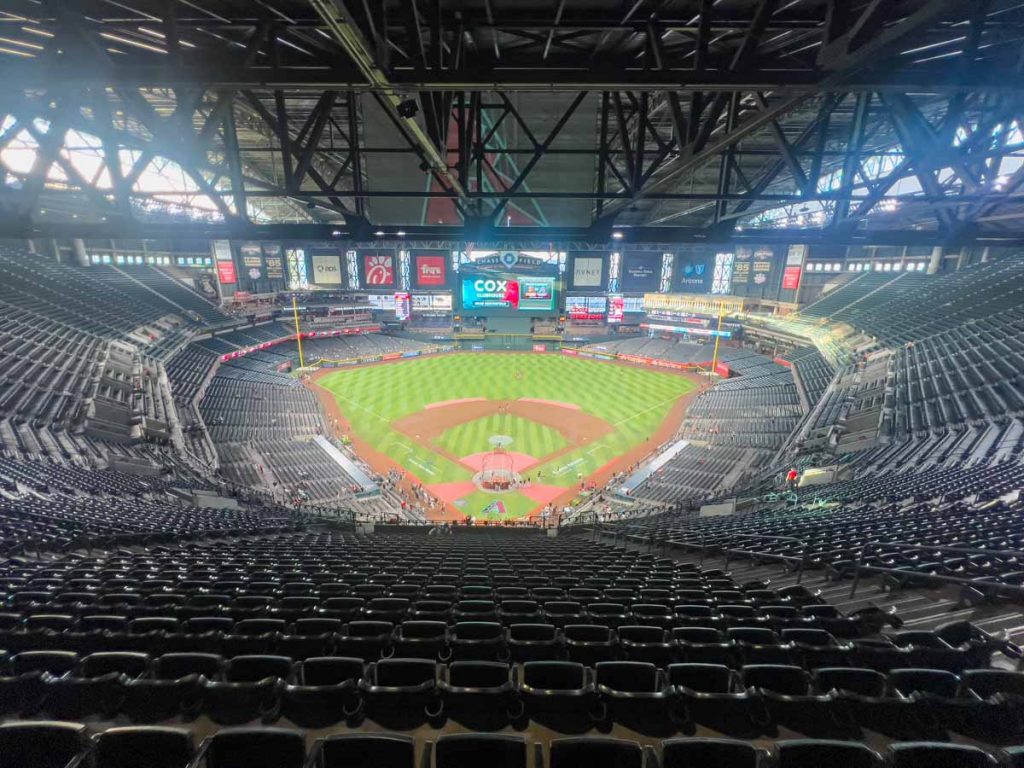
[309, 353, 700, 520]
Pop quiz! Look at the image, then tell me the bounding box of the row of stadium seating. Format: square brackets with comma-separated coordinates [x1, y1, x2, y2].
[168, 327, 427, 510]
[0, 611, 995, 674]
[784, 347, 836, 408]
[829, 259, 1024, 345]
[1, 649, 1022, 740]
[580, 339, 810, 504]
[625, 445, 754, 504]
[10, 722, 1021, 768]
[886, 309, 1024, 436]
[801, 272, 899, 319]
[122, 266, 227, 325]
[612, 468, 1024, 592]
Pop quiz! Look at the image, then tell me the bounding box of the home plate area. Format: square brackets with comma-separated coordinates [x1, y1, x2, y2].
[391, 398, 611, 519]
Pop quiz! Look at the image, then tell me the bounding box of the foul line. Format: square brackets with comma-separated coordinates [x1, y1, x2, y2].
[553, 458, 585, 477]
[326, 390, 390, 423]
[410, 458, 438, 476]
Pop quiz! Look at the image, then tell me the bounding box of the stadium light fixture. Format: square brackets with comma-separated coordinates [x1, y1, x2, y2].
[396, 230, 406, 237]
[611, 231, 624, 240]
[374, 230, 384, 236]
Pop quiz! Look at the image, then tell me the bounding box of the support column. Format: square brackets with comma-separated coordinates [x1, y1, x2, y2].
[927, 246, 943, 275]
[956, 247, 969, 270]
[980, 246, 991, 263]
[72, 238, 89, 267]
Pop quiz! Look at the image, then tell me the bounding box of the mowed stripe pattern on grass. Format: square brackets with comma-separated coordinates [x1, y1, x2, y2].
[434, 414, 567, 459]
[318, 353, 696, 512]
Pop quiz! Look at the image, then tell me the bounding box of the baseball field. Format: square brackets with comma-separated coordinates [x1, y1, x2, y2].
[311, 353, 699, 520]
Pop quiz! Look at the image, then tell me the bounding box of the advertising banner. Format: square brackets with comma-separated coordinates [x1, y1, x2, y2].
[607, 295, 624, 324]
[532, 344, 547, 352]
[571, 255, 604, 288]
[566, 295, 607, 320]
[782, 244, 805, 291]
[216, 259, 237, 285]
[394, 292, 411, 320]
[461, 275, 555, 311]
[363, 252, 395, 287]
[263, 244, 284, 280]
[239, 242, 263, 281]
[311, 253, 343, 285]
[367, 294, 394, 311]
[782, 266, 802, 291]
[621, 252, 661, 292]
[675, 253, 713, 293]
[733, 247, 752, 285]
[414, 253, 447, 287]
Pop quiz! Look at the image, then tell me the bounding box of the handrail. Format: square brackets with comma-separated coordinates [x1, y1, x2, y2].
[721, 533, 809, 584]
[848, 538, 1024, 598]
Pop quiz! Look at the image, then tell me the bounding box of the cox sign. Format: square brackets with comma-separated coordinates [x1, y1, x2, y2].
[462, 277, 519, 309]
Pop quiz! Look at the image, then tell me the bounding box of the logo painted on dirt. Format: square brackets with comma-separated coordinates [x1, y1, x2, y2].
[364, 254, 394, 286]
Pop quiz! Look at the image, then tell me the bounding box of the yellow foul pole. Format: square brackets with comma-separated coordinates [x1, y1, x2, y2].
[292, 296, 305, 369]
[710, 301, 725, 379]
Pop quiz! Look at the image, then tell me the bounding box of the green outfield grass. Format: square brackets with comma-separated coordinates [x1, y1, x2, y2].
[434, 413, 568, 458]
[317, 353, 695, 518]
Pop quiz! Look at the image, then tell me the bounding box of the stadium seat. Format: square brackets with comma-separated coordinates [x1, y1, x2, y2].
[887, 742, 999, 768]
[776, 739, 881, 768]
[392, 620, 448, 660]
[1004, 746, 1024, 768]
[508, 623, 562, 662]
[433, 734, 528, 768]
[280, 656, 362, 728]
[0, 721, 89, 768]
[358, 658, 439, 728]
[93, 726, 195, 768]
[618, 625, 674, 666]
[549, 737, 644, 768]
[307, 733, 415, 768]
[41, 651, 149, 719]
[668, 663, 756, 735]
[120, 652, 219, 723]
[563, 624, 618, 667]
[519, 661, 595, 731]
[335, 620, 393, 660]
[448, 621, 507, 661]
[201, 655, 291, 725]
[661, 737, 762, 768]
[199, 728, 307, 768]
[595, 661, 673, 734]
[437, 660, 517, 728]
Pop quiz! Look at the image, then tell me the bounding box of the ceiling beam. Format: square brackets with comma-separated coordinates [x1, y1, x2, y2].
[6, 62, 1024, 93]
[307, 0, 468, 203]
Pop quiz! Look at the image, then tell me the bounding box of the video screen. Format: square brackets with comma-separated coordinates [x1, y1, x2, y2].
[461, 274, 556, 312]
